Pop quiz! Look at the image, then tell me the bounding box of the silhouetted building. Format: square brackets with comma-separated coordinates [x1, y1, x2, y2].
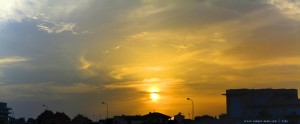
[223, 89, 300, 119]
[143, 112, 171, 124]
[113, 115, 143, 124]
[217, 114, 235, 124]
[0, 102, 11, 124]
[106, 118, 114, 124]
[194, 115, 217, 124]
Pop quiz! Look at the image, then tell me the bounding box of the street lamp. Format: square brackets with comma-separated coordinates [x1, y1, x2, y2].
[101, 101, 108, 119]
[187, 98, 194, 120]
[42, 105, 49, 110]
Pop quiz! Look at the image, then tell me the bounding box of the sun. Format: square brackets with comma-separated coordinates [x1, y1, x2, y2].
[150, 92, 159, 101]
[149, 88, 160, 101]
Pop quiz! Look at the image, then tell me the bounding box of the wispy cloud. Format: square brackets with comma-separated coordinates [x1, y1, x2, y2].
[109, 65, 166, 80]
[104, 78, 184, 92]
[0, 0, 92, 34]
[0, 82, 100, 100]
[0, 57, 29, 64]
[268, 0, 300, 20]
[36, 21, 77, 34]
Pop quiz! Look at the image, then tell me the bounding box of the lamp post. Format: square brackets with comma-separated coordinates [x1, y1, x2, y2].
[42, 105, 49, 110]
[101, 101, 108, 119]
[187, 98, 194, 120]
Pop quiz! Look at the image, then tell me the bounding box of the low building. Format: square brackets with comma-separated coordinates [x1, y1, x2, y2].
[143, 112, 171, 124]
[113, 115, 143, 124]
[194, 115, 217, 124]
[0, 102, 11, 124]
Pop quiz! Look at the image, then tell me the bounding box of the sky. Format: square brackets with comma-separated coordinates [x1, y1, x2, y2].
[0, 0, 300, 119]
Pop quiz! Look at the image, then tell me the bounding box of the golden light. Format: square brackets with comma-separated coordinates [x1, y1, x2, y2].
[149, 87, 159, 93]
[146, 66, 164, 71]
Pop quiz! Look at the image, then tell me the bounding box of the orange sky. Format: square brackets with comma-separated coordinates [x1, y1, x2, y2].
[0, 0, 300, 119]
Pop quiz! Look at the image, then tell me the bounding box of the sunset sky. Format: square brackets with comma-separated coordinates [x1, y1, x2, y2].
[1, 0, 300, 119]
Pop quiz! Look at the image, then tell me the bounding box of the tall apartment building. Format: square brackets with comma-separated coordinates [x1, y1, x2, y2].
[223, 89, 300, 119]
[0, 102, 11, 124]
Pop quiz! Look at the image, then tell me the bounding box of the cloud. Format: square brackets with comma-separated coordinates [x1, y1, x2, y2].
[268, 0, 300, 20]
[109, 65, 167, 80]
[0, 57, 29, 64]
[36, 21, 78, 34]
[113, 45, 121, 50]
[211, 32, 226, 43]
[0, 82, 100, 100]
[0, 0, 92, 34]
[170, 44, 194, 52]
[104, 78, 184, 92]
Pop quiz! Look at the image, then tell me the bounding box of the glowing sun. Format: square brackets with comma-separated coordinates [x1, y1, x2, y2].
[150, 92, 159, 101]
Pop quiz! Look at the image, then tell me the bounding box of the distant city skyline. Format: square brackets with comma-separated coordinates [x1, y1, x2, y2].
[1, 0, 300, 119]
[2, 88, 300, 124]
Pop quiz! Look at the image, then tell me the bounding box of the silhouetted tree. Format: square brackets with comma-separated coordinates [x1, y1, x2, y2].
[36, 110, 56, 124]
[9, 117, 18, 124]
[17, 117, 26, 124]
[195, 115, 216, 121]
[36, 110, 71, 124]
[27, 118, 36, 124]
[218, 114, 228, 119]
[71, 114, 92, 124]
[54, 112, 71, 124]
